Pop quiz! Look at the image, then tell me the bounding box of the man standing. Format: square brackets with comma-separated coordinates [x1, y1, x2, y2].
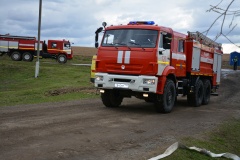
[233, 56, 238, 70]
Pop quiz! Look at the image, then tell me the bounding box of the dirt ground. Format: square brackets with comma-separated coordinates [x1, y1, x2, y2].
[72, 46, 97, 56]
[1, 70, 240, 160]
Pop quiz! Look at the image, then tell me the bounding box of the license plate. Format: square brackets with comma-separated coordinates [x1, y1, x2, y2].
[114, 83, 129, 88]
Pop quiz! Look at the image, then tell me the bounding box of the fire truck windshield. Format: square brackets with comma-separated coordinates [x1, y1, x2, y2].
[64, 42, 71, 49]
[102, 29, 158, 48]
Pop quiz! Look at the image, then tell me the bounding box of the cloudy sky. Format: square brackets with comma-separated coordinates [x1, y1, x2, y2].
[0, 0, 239, 53]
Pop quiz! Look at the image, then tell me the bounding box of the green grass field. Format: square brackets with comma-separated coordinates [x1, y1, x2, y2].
[0, 55, 98, 107]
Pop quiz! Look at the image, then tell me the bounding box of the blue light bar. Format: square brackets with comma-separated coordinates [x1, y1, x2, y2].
[128, 21, 155, 25]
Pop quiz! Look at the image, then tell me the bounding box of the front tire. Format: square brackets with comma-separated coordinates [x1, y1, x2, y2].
[57, 54, 67, 63]
[101, 90, 123, 108]
[155, 79, 176, 113]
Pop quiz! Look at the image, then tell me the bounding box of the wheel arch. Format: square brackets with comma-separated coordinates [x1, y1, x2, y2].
[156, 66, 177, 94]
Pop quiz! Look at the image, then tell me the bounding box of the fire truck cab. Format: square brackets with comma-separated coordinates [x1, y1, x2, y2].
[42, 39, 73, 63]
[93, 21, 223, 113]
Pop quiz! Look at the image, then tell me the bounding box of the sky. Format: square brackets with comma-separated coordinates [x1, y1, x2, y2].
[0, 0, 240, 53]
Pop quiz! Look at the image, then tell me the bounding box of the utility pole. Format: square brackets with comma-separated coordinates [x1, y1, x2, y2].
[35, 0, 42, 78]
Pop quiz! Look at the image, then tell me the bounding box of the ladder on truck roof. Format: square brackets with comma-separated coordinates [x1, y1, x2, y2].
[0, 34, 36, 40]
[187, 31, 222, 49]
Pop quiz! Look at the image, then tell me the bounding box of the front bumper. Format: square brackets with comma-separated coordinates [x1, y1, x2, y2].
[94, 73, 158, 93]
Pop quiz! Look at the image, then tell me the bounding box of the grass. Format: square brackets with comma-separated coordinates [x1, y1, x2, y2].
[0, 54, 98, 107]
[154, 118, 240, 160]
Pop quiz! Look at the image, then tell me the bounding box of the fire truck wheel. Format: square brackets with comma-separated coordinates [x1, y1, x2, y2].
[22, 52, 33, 62]
[188, 79, 204, 107]
[202, 79, 211, 105]
[57, 54, 67, 63]
[11, 51, 22, 61]
[101, 90, 123, 108]
[155, 79, 176, 113]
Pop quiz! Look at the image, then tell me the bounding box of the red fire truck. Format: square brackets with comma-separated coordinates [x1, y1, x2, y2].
[0, 34, 73, 63]
[93, 21, 223, 113]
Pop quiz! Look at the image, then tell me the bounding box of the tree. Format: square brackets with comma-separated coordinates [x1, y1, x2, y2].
[204, 0, 240, 47]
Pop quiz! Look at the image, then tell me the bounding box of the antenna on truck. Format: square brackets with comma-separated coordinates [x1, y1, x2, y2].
[187, 31, 222, 49]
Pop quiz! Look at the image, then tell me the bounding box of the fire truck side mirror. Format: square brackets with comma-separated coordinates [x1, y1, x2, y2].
[95, 27, 103, 48]
[95, 42, 99, 48]
[166, 32, 172, 40]
[165, 38, 171, 44]
[96, 27, 103, 34]
[163, 43, 171, 49]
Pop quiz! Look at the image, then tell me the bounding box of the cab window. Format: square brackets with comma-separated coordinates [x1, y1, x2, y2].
[159, 32, 172, 49]
[52, 42, 57, 48]
[178, 40, 184, 52]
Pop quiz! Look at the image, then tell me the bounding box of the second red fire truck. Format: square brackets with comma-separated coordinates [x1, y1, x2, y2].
[93, 21, 223, 113]
[0, 34, 73, 63]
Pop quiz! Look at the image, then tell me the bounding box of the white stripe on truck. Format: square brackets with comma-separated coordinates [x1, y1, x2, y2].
[117, 51, 123, 63]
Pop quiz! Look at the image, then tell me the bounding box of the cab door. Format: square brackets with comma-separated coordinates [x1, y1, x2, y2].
[157, 32, 171, 75]
[48, 40, 59, 54]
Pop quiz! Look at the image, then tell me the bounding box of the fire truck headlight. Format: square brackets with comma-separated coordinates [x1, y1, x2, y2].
[143, 79, 155, 85]
[95, 76, 103, 81]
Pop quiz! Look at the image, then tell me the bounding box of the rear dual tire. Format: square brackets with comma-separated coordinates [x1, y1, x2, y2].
[11, 51, 22, 61]
[187, 79, 203, 107]
[22, 52, 33, 62]
[202, 79, 211, 105]
[187, 79, 210, 107]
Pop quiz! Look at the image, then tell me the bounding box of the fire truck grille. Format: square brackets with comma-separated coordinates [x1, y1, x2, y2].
[106, 64, 142, 73]
[113, 78, 132, 82]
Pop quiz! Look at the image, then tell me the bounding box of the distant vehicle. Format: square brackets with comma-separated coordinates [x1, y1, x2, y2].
[92, 21, 223, 113]
[0, 34, 73, 63]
